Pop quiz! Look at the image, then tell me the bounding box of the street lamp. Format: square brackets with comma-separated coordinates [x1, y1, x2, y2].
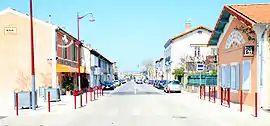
[77, 12, 95, 90]
[30, 0, 36, 110]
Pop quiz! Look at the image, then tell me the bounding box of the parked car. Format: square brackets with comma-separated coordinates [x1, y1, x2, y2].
[158, 80, 167, 89]
[113, 80, 121, 86]
[121, 79, 127, 84]
[148, 80, 153, 84]
[103, 81, 115, 90]
[163, 80, 183, 93]
[154, 80, 160, 88]
[136, 79, 143, 84]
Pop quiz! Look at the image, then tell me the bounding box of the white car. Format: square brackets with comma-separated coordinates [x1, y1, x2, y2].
[164, 81, 183, 93]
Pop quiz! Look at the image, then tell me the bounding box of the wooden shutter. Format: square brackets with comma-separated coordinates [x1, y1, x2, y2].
[242, 60, 251, 90]
[235, 63, 240, 90]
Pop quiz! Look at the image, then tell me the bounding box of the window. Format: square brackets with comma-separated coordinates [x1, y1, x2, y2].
[194, 46, 201, 57]
[71, 43, 75, 61]
[75, 46, 78, 61]
[230, 63, 240, 91]
[62, 40, 67, 59]
[230, 65, 236, 89]
[242, 60, 251, 91]
[197, 31, 203, 34]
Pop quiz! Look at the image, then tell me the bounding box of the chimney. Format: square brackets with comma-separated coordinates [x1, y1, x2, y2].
[48, 14, 51, 24]
[185, 18, 192, 31]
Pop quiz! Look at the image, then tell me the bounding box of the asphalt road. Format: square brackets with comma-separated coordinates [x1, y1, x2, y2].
[1, 81, 269, 126]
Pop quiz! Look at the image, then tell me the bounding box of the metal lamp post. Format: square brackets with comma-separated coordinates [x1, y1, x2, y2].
[77, 12, 95, 90]
[30, 0, 36, 110]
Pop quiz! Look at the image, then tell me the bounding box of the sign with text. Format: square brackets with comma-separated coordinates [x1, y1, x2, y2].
[197, 64, 204, 72]
[243, 45, 254, 57]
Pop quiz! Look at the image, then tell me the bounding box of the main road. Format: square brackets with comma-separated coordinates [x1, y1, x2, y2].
[0, 81, 269, 126]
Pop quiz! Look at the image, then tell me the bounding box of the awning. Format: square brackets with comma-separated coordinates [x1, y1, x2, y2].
[56, 64, 72, 72]
[56, 64, 87, 73]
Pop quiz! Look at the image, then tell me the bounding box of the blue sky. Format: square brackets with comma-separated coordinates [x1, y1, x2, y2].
[1, 0, 268, 72]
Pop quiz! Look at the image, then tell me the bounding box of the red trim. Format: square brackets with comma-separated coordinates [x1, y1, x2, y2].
[224, 6, 254, 27]
[207, 5, 255, 46]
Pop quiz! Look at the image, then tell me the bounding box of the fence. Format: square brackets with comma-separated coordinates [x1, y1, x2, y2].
[187, 75, 217, 86]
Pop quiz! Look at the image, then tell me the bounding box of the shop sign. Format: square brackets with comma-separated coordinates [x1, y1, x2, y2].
[57, 58, 78, 68]
[243, 45, 254, 57]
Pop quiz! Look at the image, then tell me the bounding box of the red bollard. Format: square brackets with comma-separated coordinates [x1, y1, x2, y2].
[221, 87, 223, 105]
[168, 87, 171, 94]
[102, 86, 104, 96]
[240, 90, 242, 112]
[94, 87, 96, 100]
[90, 88, 93, 101]
[48, 91, 50, 112]
[80, 91, 82, 107]
[228, 88, 230, 108]
[204, 86, 206, 100]
[16, 93, 18, 116]
[99, 86, 102, 96]
[214, 86, 216, 103]
[74, 93, 76, 109]
[199, 86, 202, 99]
[209, 86, 211, 102]
[255, 92, 258, 117]
[97, 87, 99, 99]
[86, 88, 88, 104]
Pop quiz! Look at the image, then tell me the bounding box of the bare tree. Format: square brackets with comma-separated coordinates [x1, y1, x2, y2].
[141, 59, 155, 78]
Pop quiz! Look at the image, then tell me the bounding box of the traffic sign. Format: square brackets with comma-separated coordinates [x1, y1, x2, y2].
[197, 64, 204, 72]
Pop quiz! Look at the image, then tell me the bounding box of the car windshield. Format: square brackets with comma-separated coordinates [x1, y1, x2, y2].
[159, 80, 166, 84]
[171, 81, 180, 85]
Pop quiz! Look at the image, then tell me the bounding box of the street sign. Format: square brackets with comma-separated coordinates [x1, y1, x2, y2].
[197, 64, 204, 72]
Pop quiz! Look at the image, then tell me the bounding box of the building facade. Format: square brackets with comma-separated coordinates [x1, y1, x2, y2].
[164, 22, 212, 81]
[209, 4, 270, 108]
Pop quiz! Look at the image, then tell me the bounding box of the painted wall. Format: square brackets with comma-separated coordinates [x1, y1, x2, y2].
[218, 17, 257, 106]
[0, 9, 54, 115]
[165, 28, 211, 80]
[0, 10, 53, 92]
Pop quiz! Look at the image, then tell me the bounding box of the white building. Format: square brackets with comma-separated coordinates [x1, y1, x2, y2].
[164, 21, 212, 81]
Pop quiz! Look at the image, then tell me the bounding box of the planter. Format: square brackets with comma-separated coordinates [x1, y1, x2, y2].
[60, 88, 66, 95]
[44, 88, 61, 102]
[14, 91, 38, 109]
[38, 86, 47, 97]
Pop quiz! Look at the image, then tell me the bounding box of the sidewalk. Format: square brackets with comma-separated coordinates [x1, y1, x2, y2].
[181, 90, 270, 120]
[1, 90, 109, 118]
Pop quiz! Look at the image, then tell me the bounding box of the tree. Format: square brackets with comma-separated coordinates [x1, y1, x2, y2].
[172, 67, 185, 79]
[141, 59, 155, 78]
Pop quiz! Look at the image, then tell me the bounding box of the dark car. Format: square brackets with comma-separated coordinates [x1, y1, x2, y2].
[158, 80, 167, 89]
[102, 81, 115, 90]
[148, 80, 153, 84]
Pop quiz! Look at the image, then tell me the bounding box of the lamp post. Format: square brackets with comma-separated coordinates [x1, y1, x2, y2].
[77, 12, 95, 90]
[30, 0, 36, 110]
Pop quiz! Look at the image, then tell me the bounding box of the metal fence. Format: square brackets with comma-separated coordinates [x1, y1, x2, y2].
[187, 75, 217, 85]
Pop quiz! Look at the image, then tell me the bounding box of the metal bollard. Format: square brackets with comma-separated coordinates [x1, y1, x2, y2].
[214, 86, 216, 103]
[168, 87, 171, 94]
[199, 86, 202, 99]
[48, 91, 50, 112]
[86, 88, 88, 104]
[228, 88, 230, 108]
[255, 92, 258, 117]
[221, 87, 223, 105]
[16, 93, 18, 116]
[94, 87, 96, 100]
[208, 86, 211, 102]
[240, 90, 242, 112]
[90, 88, 92, 101]
[204, 86, 206, 100]
[74, 92, 76, 109]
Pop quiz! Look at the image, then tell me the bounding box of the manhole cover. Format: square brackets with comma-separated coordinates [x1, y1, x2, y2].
[0, 116, 7, 120]
[172, 116, 187, 119]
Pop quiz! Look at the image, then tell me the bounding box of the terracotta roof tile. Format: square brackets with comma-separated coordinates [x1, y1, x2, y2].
[229, 3, 270, 23]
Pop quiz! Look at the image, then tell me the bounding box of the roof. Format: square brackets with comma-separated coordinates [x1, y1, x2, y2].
[230, 4, 270, 23]
[164, 26, 212, 48]
[208, 3, 270, 45]
[0, 8, 53, 27]
[90, 49, 113, 64]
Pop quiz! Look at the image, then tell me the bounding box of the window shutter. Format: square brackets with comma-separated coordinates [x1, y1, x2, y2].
[242, 60, 251, 90]
[62, 39, 65, 58]
[219, 67, 222, 87]
[230, 65, 236, 90]
[226, 65, 231, 88]
[71, 44, 74, 60]
[235, 63, 240, 90]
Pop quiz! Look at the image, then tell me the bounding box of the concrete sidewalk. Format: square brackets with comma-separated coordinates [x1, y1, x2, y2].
[178, 90, 270, 120]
